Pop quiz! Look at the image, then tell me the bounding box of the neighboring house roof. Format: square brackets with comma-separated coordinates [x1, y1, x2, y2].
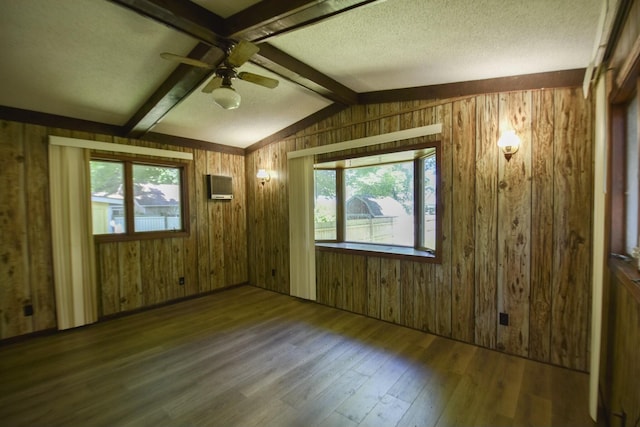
[92, 184, 180, 208]
[346, 196, 407, 218]
[91, 195, 124, 205]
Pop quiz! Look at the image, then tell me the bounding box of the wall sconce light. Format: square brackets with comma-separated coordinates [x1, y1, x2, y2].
[256, 169, 270, 185]
[497, 130, 521, 161]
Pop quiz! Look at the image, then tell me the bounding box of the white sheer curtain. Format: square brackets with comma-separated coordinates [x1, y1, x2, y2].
[288, 155, 316, 300]
[48, 142, 97, 330]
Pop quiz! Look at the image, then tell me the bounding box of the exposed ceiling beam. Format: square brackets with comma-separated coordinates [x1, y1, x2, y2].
[225, 0, 381, 43]
[225, 0, 377, 105]
[107, 0, 229, 137]
[246, 103, 349, 154]
[124, 43, 224, 138]
[253, 43, 358, 105]
[107, 0, 228, 48]
[109, 0, 362, 103]
[0, 106, 123, 136]
[359, 69, 588, 104]
[109, 0, 367, 137]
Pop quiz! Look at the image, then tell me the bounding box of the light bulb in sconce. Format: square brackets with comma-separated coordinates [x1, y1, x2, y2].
[497, 130, 521, 161]
[256, 169, 270, 185]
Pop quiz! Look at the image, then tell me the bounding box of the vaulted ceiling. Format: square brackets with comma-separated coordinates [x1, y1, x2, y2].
[0, 0, 603, 150]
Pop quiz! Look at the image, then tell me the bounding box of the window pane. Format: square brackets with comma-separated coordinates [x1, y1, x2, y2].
[626, 95, 638, 255]
[132, 164, 182, 232]
[90, 160, 126, 234]
[423, 154, 437, 250]
[314, 169, 337, 240]
[345, 163, 414, 246]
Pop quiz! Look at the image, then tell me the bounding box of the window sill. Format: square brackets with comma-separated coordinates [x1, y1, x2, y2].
[316, 242, 439, 263]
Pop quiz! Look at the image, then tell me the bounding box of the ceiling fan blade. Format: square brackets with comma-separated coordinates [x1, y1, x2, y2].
[160, 52, 214, 69]
[226, 40, 260, 68]
[202, 76, 223, 93]
[238, 72, 279, 89]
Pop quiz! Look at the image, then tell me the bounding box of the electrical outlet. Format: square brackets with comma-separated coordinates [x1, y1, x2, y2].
[179, 277, 185, 285]
[23, 304, 34, 317]
[499, 312, 509, 326]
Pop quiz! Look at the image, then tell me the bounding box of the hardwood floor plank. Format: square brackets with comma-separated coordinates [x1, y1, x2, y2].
[434, 346, 503, 427]
[513, 393, 552, 427]
[359, 393, 411, 427]
[0, 285, 598, 427]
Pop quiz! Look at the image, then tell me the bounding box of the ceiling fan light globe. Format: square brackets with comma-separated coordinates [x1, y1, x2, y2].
[212, 86, 241, 110]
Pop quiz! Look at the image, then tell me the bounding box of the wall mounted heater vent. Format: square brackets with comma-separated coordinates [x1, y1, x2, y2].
[207, 174, 233, 200]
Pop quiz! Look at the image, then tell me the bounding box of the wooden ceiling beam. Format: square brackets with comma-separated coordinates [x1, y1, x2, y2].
[110, 0, 370, 137]
[359, 69, 588, 104]
[107, 0, 229, 137]
[124, 43, 224, 138]
[253, 44, 358, 105]
[225, 0, 380, 43]
[107, 0, 228, 48]
[224, 0, 382, 105]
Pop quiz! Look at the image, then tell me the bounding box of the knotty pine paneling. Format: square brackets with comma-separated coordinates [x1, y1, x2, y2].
[435, 102, 453, 338]
[247, 139, 293, 294]
[0, 121, 248, 339]
[451, 97, 476, 343]
[246, 87, 593, 371]
[551, 88, 593, 370]
[603, 266, 640, 427]
[530, 89, 555, 362]
[497, 91, 532, 358]
[0, 121, 39, 338]
[474, 93, 499, 349]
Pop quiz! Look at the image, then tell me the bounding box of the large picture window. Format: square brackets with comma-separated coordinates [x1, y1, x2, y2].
[314, 142, 440, 260]
[90, 156, 188, 239]
[344, 162, 415, 246]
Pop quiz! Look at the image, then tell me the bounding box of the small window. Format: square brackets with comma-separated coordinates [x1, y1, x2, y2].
[625, 95, 638, 255]
[422, 152, 438, 250]
[132, 164, 183, 233]
[91, 160, 126, 234]
[90, 157, 188, 239]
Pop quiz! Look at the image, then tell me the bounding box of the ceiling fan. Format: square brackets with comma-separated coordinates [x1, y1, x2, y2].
[161, 40, 279, 110]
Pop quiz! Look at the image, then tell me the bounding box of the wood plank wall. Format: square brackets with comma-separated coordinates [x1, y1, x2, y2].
[0, 121, 247, 339]
[602, 267, 640, 427]
[246, 87, 594, 371]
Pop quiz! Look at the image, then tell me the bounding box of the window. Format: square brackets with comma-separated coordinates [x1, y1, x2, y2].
[625, 95, 638, 255]
[314, 142, 440, 260]
[314, 169, 337, 240]
[90, 157, 188, 239]
[345, 162, 414, 246]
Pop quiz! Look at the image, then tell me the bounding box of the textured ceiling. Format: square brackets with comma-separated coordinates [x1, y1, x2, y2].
[270, 0, 602, 92]
[0, 0, 604, 149]
[152, 63, 332, 147]
[0, 0, 195, 125]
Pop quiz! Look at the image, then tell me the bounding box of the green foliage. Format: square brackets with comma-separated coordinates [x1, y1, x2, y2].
[90, 161, 179, 195]
[314, 169, 336, 198]
[346, 163, 413, 212]
[90, 161, 123, 195]
[133, 165, 179, 185]
[314, 205, 336, 223]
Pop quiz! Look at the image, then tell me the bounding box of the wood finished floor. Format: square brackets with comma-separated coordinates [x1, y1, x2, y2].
[0, 285, 597, 427]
